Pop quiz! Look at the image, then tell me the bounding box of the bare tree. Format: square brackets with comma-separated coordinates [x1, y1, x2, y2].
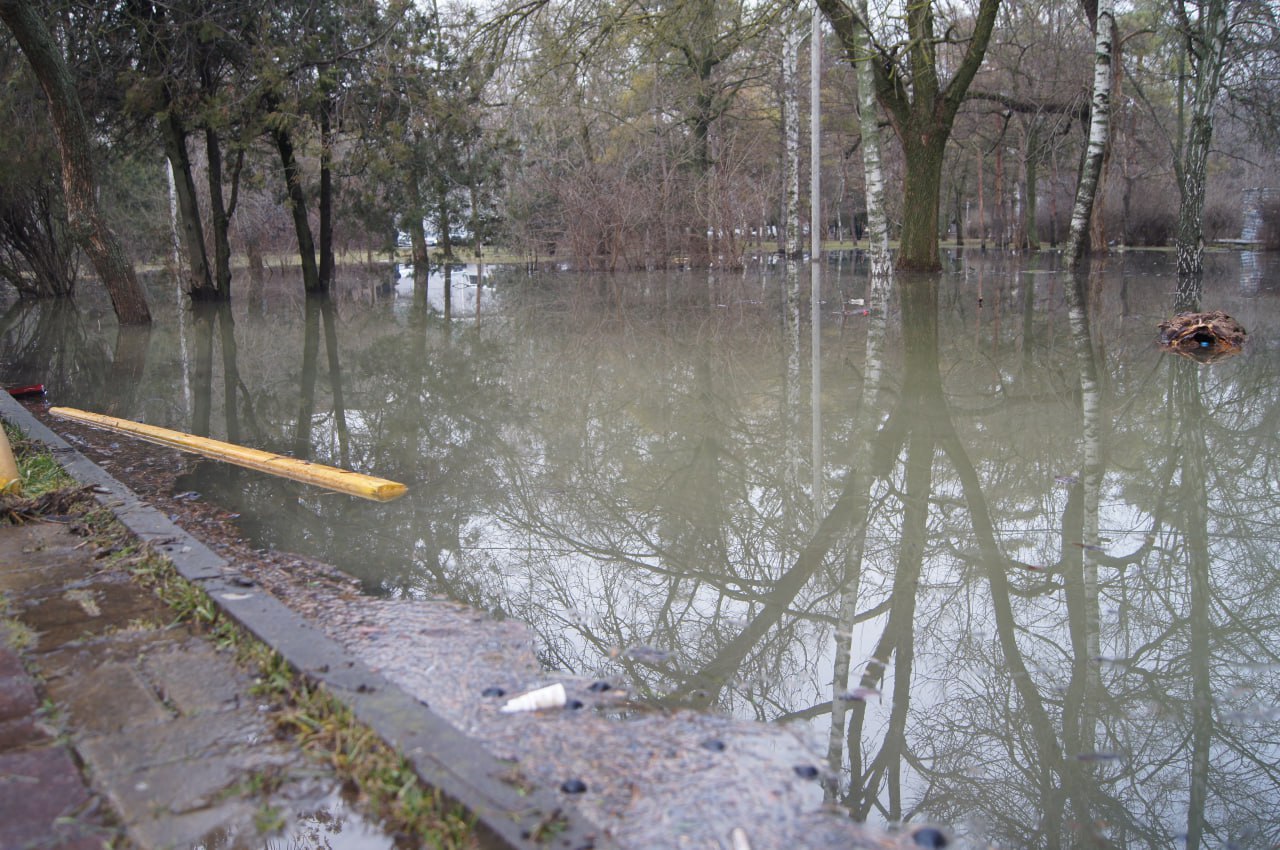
[1066, 0, 1117, 269]
[0, 0, 151, 324]
[1171, 0, 1232, 279]
[819, 0, 1002, 271]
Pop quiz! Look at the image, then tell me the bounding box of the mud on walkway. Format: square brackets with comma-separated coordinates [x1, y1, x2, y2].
[7, 393, 936, 850]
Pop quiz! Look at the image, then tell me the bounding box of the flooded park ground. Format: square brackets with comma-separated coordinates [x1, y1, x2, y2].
[2, 247, 1278, 847]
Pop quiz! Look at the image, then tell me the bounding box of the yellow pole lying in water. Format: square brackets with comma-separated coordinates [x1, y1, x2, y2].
[49, 407, 407, 502]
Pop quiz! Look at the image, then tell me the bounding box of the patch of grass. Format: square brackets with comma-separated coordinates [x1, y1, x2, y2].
[254, 803, 286, 834]
[6, 423, 75, 496]
[0, 590, 36, 650]
[1, 615, 36, 650]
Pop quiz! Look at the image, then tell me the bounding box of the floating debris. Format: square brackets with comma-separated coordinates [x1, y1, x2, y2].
[7, 383, 46, 398]
[499, 682, 566, 713]
[730, 827, 753, 850]
[1158, 310, 1246, 362]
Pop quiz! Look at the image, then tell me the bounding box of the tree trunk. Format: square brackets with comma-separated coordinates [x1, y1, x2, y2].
[898, 132, 947, 271]
[1174, 0, 1230, 279]
[1065, 0, 1115, 269]
[159, 110, 216, 299]
[782, 19, 802, 258]
[1024, 122, 1040, 251]
[319, 98, 335, 290]
[204, 127, 234, 300]
[0, 0, 150, 324]
[854, 0, 892, 283]
[819, 0, 1000, 272]
[273, 126, 323, 294]
[439, 200, 453, 317]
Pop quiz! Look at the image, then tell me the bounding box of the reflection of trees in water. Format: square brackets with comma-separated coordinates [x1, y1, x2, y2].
[896, 272, 1280, 846]
[7, 259, 1278, 844]
[452, 264, 1280, 845]
[0, 299, 114, 401]
[169, 285, 518, 600]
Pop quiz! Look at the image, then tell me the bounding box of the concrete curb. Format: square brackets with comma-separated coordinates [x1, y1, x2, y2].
[1, 393, 610, 850]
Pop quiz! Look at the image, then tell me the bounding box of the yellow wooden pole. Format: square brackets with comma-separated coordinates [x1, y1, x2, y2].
[49, 407, 407, 502]
[0, 425, 22, 493]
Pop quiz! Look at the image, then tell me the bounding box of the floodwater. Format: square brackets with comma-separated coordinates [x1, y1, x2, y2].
[3, 249, 1279, 847]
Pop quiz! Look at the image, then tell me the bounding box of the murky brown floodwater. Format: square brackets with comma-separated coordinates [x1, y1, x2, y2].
[3, 249, 1278, 846]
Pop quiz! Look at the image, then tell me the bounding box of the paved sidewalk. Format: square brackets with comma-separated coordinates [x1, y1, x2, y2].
[0, 520, 387, 850]
[0, 391, 603, 850]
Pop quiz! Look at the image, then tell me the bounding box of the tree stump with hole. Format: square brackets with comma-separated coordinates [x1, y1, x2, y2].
[1157, 311, 1246, 363]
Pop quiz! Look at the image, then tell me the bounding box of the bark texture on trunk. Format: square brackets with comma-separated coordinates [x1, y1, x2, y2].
[0, 0, 151, 324]
[1066, 0, 1116, 269]
[1174, 0, 1230, 279]
[818, 0, 1001, 272]
[274, 126, 323, 294]
[782, 20, 802, 258]
[205, 127, 235, 300]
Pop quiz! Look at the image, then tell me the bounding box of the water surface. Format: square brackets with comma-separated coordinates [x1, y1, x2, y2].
[3, 250, 1278, 846]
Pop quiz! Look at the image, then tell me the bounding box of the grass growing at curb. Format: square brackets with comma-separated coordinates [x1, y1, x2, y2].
[5, 424, 478, 849]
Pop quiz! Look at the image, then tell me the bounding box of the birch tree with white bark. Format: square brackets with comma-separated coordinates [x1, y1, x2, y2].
[1065, 0, 1116, 269]
[817, 0, 1001, 271]
[782, 14, 803, 259]
[850, 0, 891, 286]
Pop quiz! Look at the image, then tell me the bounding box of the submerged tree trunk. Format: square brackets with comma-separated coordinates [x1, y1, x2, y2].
[205, 127, 237, 300]
[318, 99, 335, 290]
[0, 0, 151, 324]
[819, 0, 1001, 272]
[1065, 0, 1116, 269]
[854, 0, 892, 283]
[273, 126, 323, 294]
[781, 19, 802, 258]
[1024, 122, 1041, 251]
[898, 133, 948, 270]
[1174, 0, 1230, 279]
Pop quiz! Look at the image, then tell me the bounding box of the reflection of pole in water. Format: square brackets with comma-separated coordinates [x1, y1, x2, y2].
[811, 260, 824, 517]
[1062, 267, 1105, 839]
[784, 259, 803, 525]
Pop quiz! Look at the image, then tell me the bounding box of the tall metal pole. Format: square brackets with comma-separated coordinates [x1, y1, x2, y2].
[810, 4, 824, 514]
[810, 4, 822, 259]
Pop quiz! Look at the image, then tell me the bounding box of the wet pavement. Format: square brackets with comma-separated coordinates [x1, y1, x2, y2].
[0, 392, 927, 850]
[0, 518, 396, 850]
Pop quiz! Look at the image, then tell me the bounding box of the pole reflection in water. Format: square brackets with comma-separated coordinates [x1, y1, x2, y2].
[2, 255, 1279, 844]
